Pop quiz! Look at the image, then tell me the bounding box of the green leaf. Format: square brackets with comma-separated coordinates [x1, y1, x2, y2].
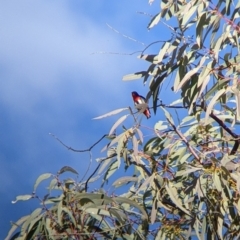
[58, 166, 78, 175]
[157, 42, 171, 63]
[154, 121, 168, 131]
[136, 128, 143, 144]
[122, 71, 147, 81]
[62, 206, 77, 227]
[165, 183, 190, 215]
[196, 12, 207, 47]
[109, 114, 129, 135]
[112, 176, 138, 188]
[205, 88, 226, 124]
[114, 197, 148, 220]
[33, 173, 52, 192]
[12, 195, 33, 204]
[213, 171, 222, 192]
[48, 178, 58, 191]
[175, 56, 206, 92]
[147, 13, 161, 29]
[181, 5, 198, 26]
[161, 107, 174, 125]
[150, 198, 157, 224]
[102, 159, 118, 184]
[5, 216, 29, 240]
[93, 107, 129, 119]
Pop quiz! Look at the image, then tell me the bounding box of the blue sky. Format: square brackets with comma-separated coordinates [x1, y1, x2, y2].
[0, 0, 169, 238]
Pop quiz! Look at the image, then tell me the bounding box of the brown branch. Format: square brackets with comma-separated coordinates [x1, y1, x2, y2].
[166, 118, 201, 162]
[49, 133, 107, 152]
[198, 104, 240, 155]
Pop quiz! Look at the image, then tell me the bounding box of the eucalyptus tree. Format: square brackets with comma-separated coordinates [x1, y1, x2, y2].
[6, 0, 240, 239]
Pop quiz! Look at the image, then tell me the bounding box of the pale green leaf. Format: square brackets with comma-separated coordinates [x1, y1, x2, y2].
[48, 178, 58, 191]
[198, 73, 210, 97]
[176, 56, 206, 92]
[109, 114, 129, 135]
[201, 216, 207, 239]
[132, 135, 138, 156]
[112, 176, 138, 188]
[93, 108, 129, 119]
[154, 121, 168, 131]
[148, 13, 161, 29]
[114, 196, 148, 219]
[58, 166, 78, 175]
[5, 216, 29, 240]
[62, 206, 77, 227]
[165, 183, 190, 215]
[150, 198, 157, 224]
[205, 88, 226, 124]
[136, 128, 144, 144]
[213, 171, 222, 192]
[161, 107, 174, 125]
[12, 195, 33, 204]
[157, 42, 171, 63]
[196, 12, 207, 47]
[33, 173, 52, 192]
[102, 160, 118, 183]
[181, 5, 198, 26]
[136, 174, 155, 194]
[98, 156, 114, 175]
[122, 71, 147, 81]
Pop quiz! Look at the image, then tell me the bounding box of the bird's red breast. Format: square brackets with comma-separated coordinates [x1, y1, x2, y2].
[131, 91, 151, 119]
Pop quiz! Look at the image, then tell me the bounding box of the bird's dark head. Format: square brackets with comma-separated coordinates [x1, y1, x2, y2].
[132, 91, 139, 97]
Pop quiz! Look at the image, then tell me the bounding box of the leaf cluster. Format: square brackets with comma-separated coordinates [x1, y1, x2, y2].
[6, 0, 240, 239]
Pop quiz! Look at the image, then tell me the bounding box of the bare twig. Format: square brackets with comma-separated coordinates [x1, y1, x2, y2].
[49, 133, 108, 191]
[106, 23, 145, 46]
[49, 133, 107, 152]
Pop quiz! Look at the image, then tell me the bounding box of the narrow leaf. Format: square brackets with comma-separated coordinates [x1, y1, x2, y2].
[205, 88, 226, 124]
[136, 128, 144, 144]
[5, 216, 29, 240]
[58, 166, 78, 175]
[109, 114, 129, 135]
[112, 176, 138, 188]
[93, 108, 129, 120]
[12, 195, 33, 204]
[114, 197, 148, 219]
[148, 13, 161, 29]
[165, 183, 190, 215]
[122, 71, 147, 81]
[33, 173, 52, 192]
[176, 56, 206, 91]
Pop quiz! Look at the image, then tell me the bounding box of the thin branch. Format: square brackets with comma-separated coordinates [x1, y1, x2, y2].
[106, 23, 145, 46]
[85, 153, 117, 192]
[84, 162, 102, 192]
[166, 118, 201, 162]
[49, 133, 107, 152]
[49, 133, 109, 192]
[198, 103, 240, 155]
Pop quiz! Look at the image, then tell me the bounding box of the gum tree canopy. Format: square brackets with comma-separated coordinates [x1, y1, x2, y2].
[6, 0, 240, 239]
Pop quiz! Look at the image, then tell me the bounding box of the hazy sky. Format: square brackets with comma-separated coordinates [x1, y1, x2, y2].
[0, 0, 165, 238]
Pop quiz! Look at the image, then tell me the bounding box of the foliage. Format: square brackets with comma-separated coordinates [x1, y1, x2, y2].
[5, 0, 240, 239]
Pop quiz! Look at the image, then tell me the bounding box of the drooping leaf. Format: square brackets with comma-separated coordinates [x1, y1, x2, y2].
[122, 71, 147, 81]
[112, 176, 138, 188]
[109, 114, 129, 135]
[93, 108, 129, 119]
[33, 173, 52, 192]
[5, 216, 29, 240]
[205, 88, 226, 124]
[148, 13, 161, 29]
[12, 195, 33, 204]
[58, 166, 78, 175]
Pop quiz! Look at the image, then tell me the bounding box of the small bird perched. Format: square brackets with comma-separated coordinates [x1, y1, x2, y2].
[131, 91, 151, 119]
